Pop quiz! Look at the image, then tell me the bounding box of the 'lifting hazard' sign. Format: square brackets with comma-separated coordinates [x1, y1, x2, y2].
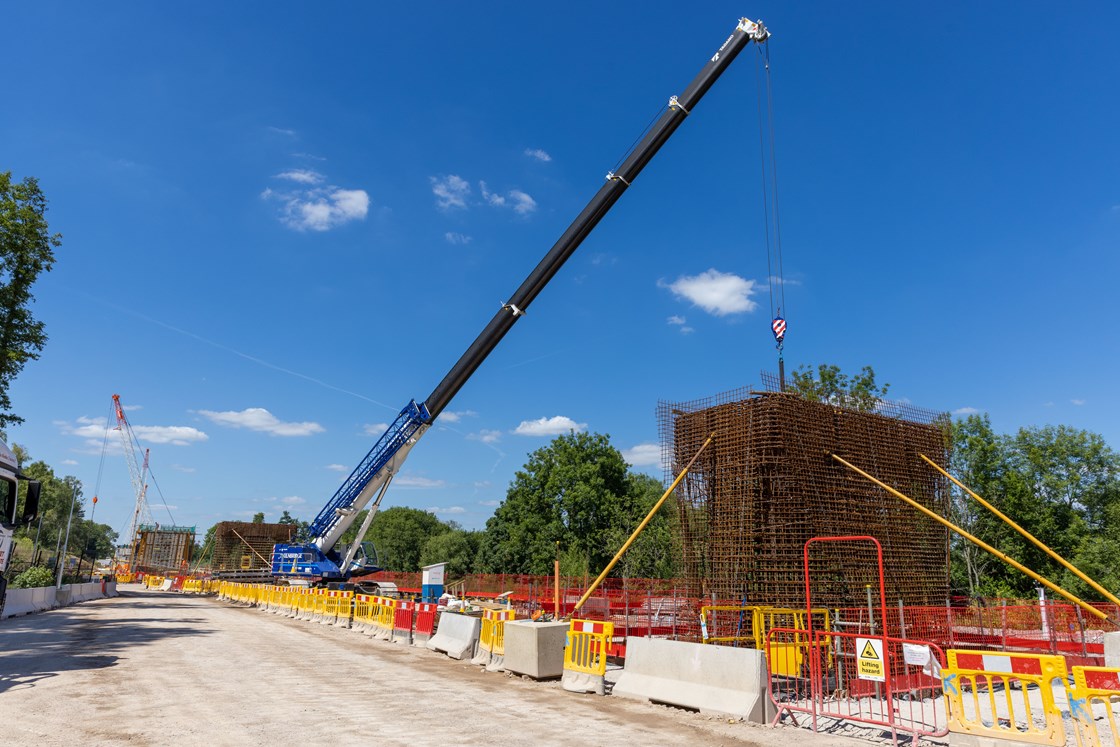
[856, 637, 885, 682]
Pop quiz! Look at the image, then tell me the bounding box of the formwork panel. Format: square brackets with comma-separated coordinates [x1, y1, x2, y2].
[659, 385, 950, 612]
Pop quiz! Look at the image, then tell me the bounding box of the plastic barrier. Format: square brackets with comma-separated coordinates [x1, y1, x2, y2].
[487, 609, 515, 672]
[943, 649, 1069, 746]
[427, 611, 481, 660]
[352, 594, 375, 633]
[473, 608, 515, 666]
[1070, 666, 1120, 747]
[392, 601, 414, 644]
[329, 590, 354, 628]
[413, 603, 438, 646]
[562, 619, 614, 695]
[612, 635, 774, 722]
[374, 597, 397, 640]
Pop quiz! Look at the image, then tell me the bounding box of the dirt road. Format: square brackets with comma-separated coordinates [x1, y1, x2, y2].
[1, 586, 871, 746]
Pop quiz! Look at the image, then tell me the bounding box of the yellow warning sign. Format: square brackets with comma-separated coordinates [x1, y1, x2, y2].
[856, 636, 885, 682]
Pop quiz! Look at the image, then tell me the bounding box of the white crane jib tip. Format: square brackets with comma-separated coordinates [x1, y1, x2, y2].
[738, 19, 769, 42]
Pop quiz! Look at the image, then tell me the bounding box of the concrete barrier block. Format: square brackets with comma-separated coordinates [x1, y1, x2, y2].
[32, 586, 57, 611]
[611, 636, 776, 723]
[56, 586, 73, 607]
[503, 621, 567, 679]
[427, 612, 480, 660]
[105, 580, 117, 597]
[1, 588, 36, 618]
[1106, 631, 1120, 668]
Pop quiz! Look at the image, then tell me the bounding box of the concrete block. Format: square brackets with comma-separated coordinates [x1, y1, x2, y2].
[1, 587, 36, 618]
[1105, 631, 1120, 668]
[611, 636, 776, 723]
[427, 612, 480, 660]
[503, 620, 567, 679]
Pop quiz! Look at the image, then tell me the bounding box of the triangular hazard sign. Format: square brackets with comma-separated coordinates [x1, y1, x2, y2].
[860, 641, 880, 660]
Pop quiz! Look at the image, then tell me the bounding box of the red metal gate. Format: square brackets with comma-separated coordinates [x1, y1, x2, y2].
[767, 536, 948, 744]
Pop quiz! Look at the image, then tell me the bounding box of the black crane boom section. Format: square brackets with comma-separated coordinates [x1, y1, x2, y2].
[422, 18, 769, 420]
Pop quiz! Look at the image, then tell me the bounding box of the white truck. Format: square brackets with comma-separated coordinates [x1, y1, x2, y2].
[0, 438, 42, 614]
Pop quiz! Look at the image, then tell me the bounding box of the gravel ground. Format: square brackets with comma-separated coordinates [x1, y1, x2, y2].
[1, 586, 877, 747]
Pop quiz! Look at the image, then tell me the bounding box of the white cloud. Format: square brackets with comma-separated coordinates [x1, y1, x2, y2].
[524, 148, 552, 162]
[57, 415, 207, 448]
[445, 232, 472, 245]
[364, 422, 389, 437]
[439, 410, 477, 423]
[133, 425, 211, 445]
[428, 505, 466, 515]
[666, 315, 694, 334]
[276, 169, 323, 185]
[325, 464, 349, 473]
[622, 443, 661, 467]
[510, 190, 537, 215]
[660, 269, 758, 316]
[198, 408, 324, 437]
[513, 416, 587, 437]
[468, 429, 502, 444]
[1043, 401, 1055, 407]
[1071, 399, 1086, 406]
[479, 499, 500, 507]
[473, 481, 492, 489]
[170, 464, 197, 473]
[263, 179, 370, 231]
[122, 404, 142, 412]
[431, 174, 470, 209]
[268, 126, 296, 137]
[480, 181, 506, 207]
[396, 475, 445, 488]
[953, 407, 980, 416]
[276, 495, 306, 506]
[60, 459, 78, 466]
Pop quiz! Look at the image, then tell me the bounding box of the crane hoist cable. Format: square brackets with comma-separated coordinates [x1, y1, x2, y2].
[754, 41, 787, 369]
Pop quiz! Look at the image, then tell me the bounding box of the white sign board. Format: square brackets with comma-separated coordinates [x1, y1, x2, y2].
[421, 562, 446, 586]
[856, 636, 886, 682]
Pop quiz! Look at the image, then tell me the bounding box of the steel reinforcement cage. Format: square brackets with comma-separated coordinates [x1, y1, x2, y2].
[658, 381, 952, 611]
[210, 522, 296, 572]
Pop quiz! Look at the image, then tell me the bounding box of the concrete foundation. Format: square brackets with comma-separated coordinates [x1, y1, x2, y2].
[611, 636, 776, 723]
[503, 620, 567, 679]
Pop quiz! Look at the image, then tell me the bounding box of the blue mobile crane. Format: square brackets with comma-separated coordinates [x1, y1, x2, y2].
[271, 16, 770, 585]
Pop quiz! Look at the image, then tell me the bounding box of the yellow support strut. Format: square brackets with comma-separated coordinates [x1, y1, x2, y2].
[829, 452, 1109, 622]
[920, 453, 1120, 610]
[572, 433, 714, 614]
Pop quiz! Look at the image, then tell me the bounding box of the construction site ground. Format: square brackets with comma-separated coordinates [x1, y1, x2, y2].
[0, 585, 885, 747]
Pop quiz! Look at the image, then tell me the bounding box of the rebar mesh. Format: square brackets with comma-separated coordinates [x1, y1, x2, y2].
[658, 380, 951, 611]
[134, 524, 195, 573]
[211, 522, 295, 571]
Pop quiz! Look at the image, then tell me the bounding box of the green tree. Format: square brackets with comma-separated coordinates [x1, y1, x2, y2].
[11, 446, 84, 564]
[366, 506, 452, 572]
[604, 473, 679, 580]
[419, 529, 482, 577]
[478, 431, 670, 577]
[0, 172, 61, 428]
[251, 511, 265, 523]
[788, 364, 890, 412]
[948, 416, 1120, 600]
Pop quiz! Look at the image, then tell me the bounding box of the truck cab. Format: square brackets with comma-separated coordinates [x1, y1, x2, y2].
[0, 439, 42, 606]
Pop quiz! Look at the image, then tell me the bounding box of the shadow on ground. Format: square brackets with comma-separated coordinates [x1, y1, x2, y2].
[0, 592, 215, 694]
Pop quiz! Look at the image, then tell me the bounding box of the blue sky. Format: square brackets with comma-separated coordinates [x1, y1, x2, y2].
[4, 3, 1118, 539]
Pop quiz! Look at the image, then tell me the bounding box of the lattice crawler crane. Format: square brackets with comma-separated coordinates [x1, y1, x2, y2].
[113, 394, 153, 572]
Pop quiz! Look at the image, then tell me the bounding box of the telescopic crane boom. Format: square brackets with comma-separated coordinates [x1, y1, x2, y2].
[273, 16, 770, 582]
